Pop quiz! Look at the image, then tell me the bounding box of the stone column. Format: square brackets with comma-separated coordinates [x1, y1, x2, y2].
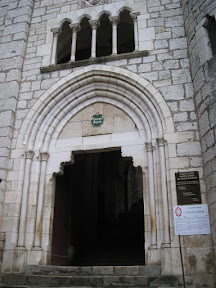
[130, 13, 139, 51]
[146, 142, 157, 248]
[157, 138, 170, 246]
[50, 28, 60, 65]
[17, 150, 34, 247]
[109, 16, 119, 55]
[89, 20, 98, 58]
[70, 24, 79, 62]
[33, 152, 49, 249]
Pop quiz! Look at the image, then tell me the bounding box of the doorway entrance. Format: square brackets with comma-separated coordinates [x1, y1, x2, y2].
[51, 150, 144, 266]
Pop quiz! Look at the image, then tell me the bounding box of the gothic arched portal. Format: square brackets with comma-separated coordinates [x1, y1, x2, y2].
[2, 65, 176, 272]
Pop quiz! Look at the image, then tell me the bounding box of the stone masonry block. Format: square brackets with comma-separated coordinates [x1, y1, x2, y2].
[180, 99, 195, 111]
[154, 39, 168, 49]
[0, 41, 25, 59]
[165, 15, 184, 27]
[172, 69, 191, 84]
[0, 111, 14, 128]
[177, 142, 201, 156]
[160, 84, 185, 100]
[170, 37, 188, 50]
[199, 111, 211, 137]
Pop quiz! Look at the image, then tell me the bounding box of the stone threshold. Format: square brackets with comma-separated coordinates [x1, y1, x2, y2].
[40, 50, 148, 73]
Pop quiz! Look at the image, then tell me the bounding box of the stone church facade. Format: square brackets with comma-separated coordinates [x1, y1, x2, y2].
[0, 0, 215, 287]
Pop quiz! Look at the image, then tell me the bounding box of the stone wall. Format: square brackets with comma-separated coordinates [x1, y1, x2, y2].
[0, 0, 34, 267]
[181, 1, 216, 285]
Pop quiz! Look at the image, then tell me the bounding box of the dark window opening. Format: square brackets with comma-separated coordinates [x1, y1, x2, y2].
[97, 14, 112, 57]
[117, 10, 135, 54]
[51, 150, 144, 266]
[76, 17, 92, 61]
[207, 16, 216, 56]
[57, 21, 72, 64]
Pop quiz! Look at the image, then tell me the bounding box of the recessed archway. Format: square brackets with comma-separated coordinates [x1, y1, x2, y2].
[51, 150, 144, 266]
[5, 65, 176, 272]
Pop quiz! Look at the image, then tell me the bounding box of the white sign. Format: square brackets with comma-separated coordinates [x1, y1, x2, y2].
[173, 204, 211, 236]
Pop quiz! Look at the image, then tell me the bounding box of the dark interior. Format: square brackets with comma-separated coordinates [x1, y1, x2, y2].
[117, 10, 135, 54]
[51, 150, 144, 266]
[96, 14, 112, 57]
[57, 21, 72, 64]
[207, 15, 216, 56]
[76, 17, 92, 61]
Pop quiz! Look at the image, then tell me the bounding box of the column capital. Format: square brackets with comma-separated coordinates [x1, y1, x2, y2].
[89, 20, 99, 29]
[157, 138, 166, 147]
[130, 12, 140, 22]
[51, 27, 61, 37]
[69, 23, 80, 32]
[25, 150, 34, 160]
[109, 16, 119, 25]
[40, 152, 50, 162]
[146, 142, 153, 152]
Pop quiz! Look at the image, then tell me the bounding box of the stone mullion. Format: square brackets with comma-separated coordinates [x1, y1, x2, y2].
[33, 152, 49, 249]
[157, 138, 170, 247]
[109, 16, 119, 55]
[17, 150, 34, 248]
[70, 24, 79, 62]
[50, 28, 60, 65]
[130, 13, 139, 51]
[146, 142, 157, 248]
[89, 20, 99, 58]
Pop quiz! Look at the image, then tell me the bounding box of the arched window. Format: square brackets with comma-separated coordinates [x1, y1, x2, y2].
[96, 14, 112, 57]
[57, 21, 72, 64]
[117, 10, 135, 54]
[207, 15, 216, 56]
[76, 17, 92, 61]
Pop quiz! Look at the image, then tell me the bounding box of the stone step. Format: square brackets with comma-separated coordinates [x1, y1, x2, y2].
[1, 274, 180, 287]
[0, 286, 197, 288]
[0, 285, 197, 288]
[25, 265, 161, 276]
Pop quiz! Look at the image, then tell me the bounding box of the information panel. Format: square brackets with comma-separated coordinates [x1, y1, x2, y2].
[175, 171, 201, 205]
[173, 204, 211, 236]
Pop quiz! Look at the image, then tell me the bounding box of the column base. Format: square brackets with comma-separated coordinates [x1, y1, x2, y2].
[32, 246, 43, 251]
[161, 246, 172, 275]
[147, 247, 160, 265]
[149, 244, 157, 250]
[12, 246, 27, 272]
[161, 242, 171, 248]
[28, 248, 44, 265]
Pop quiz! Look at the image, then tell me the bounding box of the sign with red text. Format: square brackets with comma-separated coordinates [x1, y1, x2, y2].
[173, 204, 211, 236]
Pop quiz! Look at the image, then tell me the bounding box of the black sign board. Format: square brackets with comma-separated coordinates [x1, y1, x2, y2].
[175, 171, 201, 205]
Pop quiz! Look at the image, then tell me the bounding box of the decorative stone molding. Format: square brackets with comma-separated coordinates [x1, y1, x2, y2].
[33, 152, 50, 249]
[109, 16, 119, 25]
[145, 142, 157, 248]
[157, 138, 170, 247]
[17, 150, 34, 248]
[89, 20, 99, 30]
[51, 27, 61, 37]
[81, 0, 109, 7]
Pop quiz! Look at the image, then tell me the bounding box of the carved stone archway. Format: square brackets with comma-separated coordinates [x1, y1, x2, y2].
[2, 65, 176, 273]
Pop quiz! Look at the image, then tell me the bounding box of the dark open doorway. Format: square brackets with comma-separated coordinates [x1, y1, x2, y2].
[51, 150, 144, 266]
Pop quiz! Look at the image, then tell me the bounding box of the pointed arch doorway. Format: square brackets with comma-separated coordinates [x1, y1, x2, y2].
[5, 65, 177, 273]
[51, 149, 144, 266]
